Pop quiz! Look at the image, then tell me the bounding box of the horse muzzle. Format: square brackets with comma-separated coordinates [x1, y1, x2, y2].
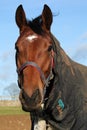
[19, 89, 43, 112]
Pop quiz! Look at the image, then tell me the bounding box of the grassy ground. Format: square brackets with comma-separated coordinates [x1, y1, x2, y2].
[0, 106, 31, 130]
[0, 106, 28, 115]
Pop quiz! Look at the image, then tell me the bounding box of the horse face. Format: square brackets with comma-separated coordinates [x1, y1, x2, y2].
[15, 5, 53, 111]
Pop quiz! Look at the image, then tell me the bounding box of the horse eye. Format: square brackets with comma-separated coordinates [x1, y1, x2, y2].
[48, 45, 53, 52]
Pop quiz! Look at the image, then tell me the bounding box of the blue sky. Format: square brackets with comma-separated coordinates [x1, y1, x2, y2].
[0, 0, 87, 97]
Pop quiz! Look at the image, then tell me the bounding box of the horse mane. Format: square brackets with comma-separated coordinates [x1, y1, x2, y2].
[52, 34, 75, 78]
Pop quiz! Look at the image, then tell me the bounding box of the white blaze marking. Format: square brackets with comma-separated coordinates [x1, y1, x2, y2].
[26, 35, 38, 41]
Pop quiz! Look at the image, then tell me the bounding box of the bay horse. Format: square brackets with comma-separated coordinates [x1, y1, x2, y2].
[15, 4, 87, 130]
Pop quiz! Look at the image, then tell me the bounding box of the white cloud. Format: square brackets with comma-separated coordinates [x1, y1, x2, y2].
[73, 44, 87, 59]
[72, 32, 87, 65]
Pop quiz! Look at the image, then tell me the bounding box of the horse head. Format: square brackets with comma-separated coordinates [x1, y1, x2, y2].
[15, 5, 54, 112]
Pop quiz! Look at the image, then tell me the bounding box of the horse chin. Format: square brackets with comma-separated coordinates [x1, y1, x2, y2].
[21, 102, 42, 112]
[19, 90, 43, 112]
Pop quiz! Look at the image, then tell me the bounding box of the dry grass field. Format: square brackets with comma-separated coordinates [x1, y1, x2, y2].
[0, 106, 31, 130]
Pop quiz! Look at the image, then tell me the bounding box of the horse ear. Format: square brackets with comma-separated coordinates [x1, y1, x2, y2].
[15, 5, 27, 31]
[42, 4, 53, 31]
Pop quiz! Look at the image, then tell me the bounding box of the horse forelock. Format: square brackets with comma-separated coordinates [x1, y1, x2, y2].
[26, 15, 44, 35]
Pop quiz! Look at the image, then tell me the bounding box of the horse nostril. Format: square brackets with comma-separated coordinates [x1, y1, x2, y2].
[22, 89, 42, 104]
[31, 89, 41, 102]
